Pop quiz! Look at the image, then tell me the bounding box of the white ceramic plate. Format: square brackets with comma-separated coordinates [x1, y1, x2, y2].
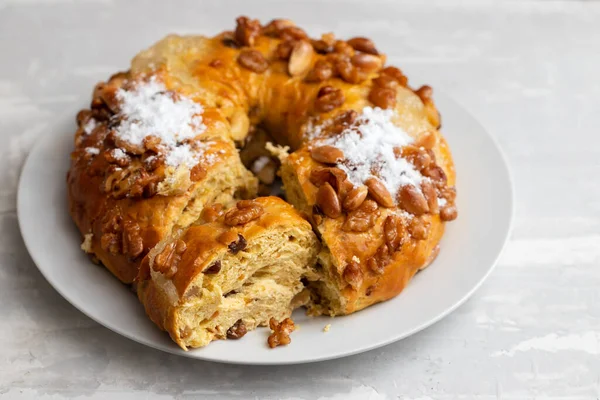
[18, 93, 513, 365]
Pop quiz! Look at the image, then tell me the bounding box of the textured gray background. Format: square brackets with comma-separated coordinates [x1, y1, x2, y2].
[1, 0, 599, 398]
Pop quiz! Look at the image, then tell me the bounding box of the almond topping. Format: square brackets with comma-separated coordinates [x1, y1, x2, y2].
[310, 145, 344, 164]
[365, 177, 394, 208]
[288, 40, 314, 76]
[398, 185, 429, 215]
[316, 182, 342, 218]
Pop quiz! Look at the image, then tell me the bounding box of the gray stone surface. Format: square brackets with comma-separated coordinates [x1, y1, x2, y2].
[1, 0, 599, 398]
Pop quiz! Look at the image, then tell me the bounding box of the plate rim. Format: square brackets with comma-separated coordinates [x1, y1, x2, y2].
[17, 92, 514, 365]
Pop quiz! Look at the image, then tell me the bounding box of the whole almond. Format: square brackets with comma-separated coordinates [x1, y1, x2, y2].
[347, 37, 379, 55]
[398, 185, 429, 215]
[316, 182, 342, 218]
[310, 145, 344, 164]
[288, 40, 314, 76]
[309, 167, 347, 192]
[365, 177, 394, 208]
[351, 53, 382, 73]
[263, 19, 295, 37]
[342, 185, 368, 211]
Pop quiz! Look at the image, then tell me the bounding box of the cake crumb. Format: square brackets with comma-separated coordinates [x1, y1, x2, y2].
[265, 142, 290, 162]
[80, 233, 93, 253]
[323, 324, 331, 333]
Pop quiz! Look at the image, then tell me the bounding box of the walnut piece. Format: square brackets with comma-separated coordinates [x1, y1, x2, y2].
[267, 317, 295, 348]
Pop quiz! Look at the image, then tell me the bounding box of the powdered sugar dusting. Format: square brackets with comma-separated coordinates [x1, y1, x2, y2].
[114, 77, 207, 168]
[83, 119, 97, 135]
[317, 107, 423, 200]
[110, 148, 127, 160]
[85, 147, 99, 155]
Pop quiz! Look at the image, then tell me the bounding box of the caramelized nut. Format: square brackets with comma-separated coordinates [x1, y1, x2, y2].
[154, 239, 187, 278]
[342, 185, 368, 211]
[143, 135, 162, 152]
[365, 177, 395, 208]
[305, 60, 333, 82]
[100, 232, 120, 255]
[347, 37, 379, 55]
[268, 317, 295, 348]
[288, 40, 314, 76]
[411, 149, 433, 171]
[368, 86, 397, 109]
[415, 85, 433, 103]
[280, 26, 308, 41]
[335, 59, 367, 84]
[422, 165, 447, 187]
[122, 220, 143, 258]
[384, 214, 403, 251]
[440, 186, 457, 203]
[333, 40, 354, 56]
[351, 53, 383, 73]
[224, 201, 264, 226]
[342, 199, 379, 232]
[238, 50, 269, 73]
[336, 109, 358, 126]
[316, 182, 342, 218]
[381, 66, 408, 86]
[235, 16, 261, 47]
[343, 260, 363, 290]
[142, 153, 163, 172]
[408, 217, 430, 240]
[367, 244, 391, 274]
[421, 180, 439, 214]
[262, 19, 295, 37]
[310, 145, 344, 164]
[276, 40, 294, 60]
[440, 205, 458, 221]
[398, 185, 429, 215]
[373, 74, 399, 89]
[309, 167, 347, 192]
[311, 33, 336, 54]
[314, 86, 345, 113]
[103, 148, 131, 168]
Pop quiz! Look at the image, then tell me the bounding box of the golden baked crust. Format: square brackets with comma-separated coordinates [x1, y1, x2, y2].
[67, 16, 458, 347]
